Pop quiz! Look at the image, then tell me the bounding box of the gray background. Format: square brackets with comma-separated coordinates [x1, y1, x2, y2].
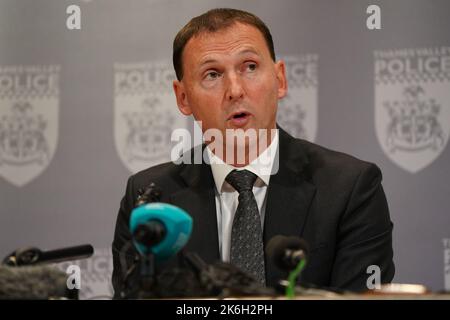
[0, 0, 449, 298]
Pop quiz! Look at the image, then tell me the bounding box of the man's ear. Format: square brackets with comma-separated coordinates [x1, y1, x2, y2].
[173, 80, 192, 116]
[274, 60, 288, 99]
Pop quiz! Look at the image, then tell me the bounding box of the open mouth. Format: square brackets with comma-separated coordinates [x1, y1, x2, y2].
[228, 111, 250, 120]
[232, 112, 248, 119]
[228, 111, 251, 127]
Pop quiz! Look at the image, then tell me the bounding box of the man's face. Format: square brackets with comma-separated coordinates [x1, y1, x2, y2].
[173, 22, 287, 140]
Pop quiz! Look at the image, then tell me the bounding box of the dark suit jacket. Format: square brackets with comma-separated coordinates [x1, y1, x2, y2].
[112, 127, 395, 295]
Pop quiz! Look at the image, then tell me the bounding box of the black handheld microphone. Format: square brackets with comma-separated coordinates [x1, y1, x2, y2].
[2, 244, 94, 267]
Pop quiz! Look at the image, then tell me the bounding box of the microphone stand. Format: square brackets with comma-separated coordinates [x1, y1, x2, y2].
[129, 182, 162, 299]
[136, 252, 156, 299]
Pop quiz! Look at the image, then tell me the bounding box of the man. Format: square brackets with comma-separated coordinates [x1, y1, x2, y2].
[112, 8, 394, 296]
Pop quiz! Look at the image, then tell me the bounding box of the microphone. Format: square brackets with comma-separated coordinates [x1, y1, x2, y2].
[121, 202, 192, 298]
[266, 235, 309, 298]
[2, 244, 94, 267]
[129, 202, 193, 263]
[119, 182, 193, 299]
[0, 265, 77, 299]
[266, 235, 309, 271]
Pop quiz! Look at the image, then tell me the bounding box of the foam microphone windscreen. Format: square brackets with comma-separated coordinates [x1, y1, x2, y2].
[0, 265, 76, 299]
[266, 235, 309, 270]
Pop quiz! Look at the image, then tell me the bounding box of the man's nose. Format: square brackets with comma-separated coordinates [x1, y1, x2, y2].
[225, 71, 244, 101]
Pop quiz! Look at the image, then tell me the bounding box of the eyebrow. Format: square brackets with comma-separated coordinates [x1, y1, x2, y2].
[198, 48, 261, 67]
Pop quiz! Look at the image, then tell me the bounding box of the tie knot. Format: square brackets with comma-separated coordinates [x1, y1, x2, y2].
[225, 170, 258, 193]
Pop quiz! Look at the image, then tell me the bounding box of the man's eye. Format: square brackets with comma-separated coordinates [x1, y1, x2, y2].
[205, 71, 221, 80]
[246, 63, 257, 72]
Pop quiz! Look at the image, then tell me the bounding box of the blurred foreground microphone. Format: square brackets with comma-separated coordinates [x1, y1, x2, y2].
[121, 189, 193, 298]
[130, 203, 193, 262]
[266, 235, 309, 270]
[266, 235, 309, 298]
[1, 244, 93, 299]
[3, 244, 94, 266]
[0, 265, 76, 299]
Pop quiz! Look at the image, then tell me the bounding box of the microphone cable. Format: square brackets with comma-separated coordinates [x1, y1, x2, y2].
[286, 258, 307, 299]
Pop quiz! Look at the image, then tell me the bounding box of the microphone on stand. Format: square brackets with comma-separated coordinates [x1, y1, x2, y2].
[266, 235, 309, 298]
[119, 182, 193, 299]
[130, 202, 193, 263]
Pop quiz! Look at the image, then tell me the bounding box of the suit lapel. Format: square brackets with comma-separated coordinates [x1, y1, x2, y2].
[264, 128, 317, 285]
[169, 156, 220, 264]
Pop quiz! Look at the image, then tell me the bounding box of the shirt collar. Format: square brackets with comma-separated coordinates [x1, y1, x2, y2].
[206, 130, 279, 194]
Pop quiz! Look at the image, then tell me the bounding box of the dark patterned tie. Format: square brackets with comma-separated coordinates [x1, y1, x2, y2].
[225, 169, 266, 285]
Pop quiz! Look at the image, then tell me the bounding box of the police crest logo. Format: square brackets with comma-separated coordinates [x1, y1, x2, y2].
[375, 47, 450, 173]
[0, 65, 59, 187]
[114, 61, 188, 173]
[277, 55, 318, 142]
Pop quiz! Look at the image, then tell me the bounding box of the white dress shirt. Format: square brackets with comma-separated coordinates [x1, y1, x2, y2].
[205, 131, 279, 262]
